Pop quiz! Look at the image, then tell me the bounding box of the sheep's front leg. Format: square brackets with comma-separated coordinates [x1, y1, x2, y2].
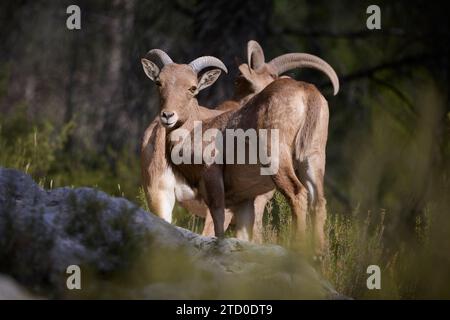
[144, 175, 176, 223]
[200, 165, 225, 238]
[203, 208, 234, 237]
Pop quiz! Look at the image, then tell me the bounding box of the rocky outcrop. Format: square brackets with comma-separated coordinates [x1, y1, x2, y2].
[0, 275, 35, 299]
[0, 167, 339, 299]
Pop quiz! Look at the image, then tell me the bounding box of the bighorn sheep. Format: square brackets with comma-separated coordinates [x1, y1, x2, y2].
[140, 51, 262, 240]
[230, 41, 339, 251]
[141, 45, 274, 242]
[141, 46, 339, 255]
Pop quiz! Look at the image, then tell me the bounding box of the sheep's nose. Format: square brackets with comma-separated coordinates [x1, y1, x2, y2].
[161, 111, 174, 120]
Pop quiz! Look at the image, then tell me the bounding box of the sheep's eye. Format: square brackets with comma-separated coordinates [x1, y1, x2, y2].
[188, 86, 197, 94]
[155, 80, 162, 87]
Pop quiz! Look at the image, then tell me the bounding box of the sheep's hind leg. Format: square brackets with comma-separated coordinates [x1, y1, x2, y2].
[233, 199, 255, 241]
[305, 154, 328, 259]
[252, 190, 275, 243]
[272, 152, 308, 250]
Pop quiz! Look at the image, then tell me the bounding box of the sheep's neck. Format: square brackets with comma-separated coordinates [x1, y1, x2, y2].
[233, 87, 256, 106]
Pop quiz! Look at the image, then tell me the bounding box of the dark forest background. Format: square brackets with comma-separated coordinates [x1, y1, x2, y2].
[1, 0, 449, 298]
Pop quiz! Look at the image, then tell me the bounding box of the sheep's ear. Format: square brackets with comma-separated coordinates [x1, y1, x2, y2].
[197, 69, 222, 92]
[141, 58, 160, 81]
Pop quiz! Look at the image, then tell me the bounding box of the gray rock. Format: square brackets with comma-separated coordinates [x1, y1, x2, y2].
[0, 167, 340, 299]
[0, 274, 36, 299]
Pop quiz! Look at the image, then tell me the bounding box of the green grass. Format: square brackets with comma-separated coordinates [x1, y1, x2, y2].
[0, 106, 141, 199]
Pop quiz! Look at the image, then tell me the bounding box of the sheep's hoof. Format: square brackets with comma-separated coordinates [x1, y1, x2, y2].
[210, 236, 225, 252]
[212, 235, 224, 243]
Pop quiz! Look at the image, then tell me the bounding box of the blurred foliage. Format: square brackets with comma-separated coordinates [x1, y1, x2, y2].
[260, 193, 449, 299]
[0, 105, 73, 180]
[263, 191, 293, 246]
[0, 104, 141, 200]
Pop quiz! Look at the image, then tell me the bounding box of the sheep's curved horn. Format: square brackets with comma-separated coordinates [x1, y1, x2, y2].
[269, 53, 340, 95]
[189, 56, 228, 74]
[247, 40, 265, 70]
[145, 49, 173, 70]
